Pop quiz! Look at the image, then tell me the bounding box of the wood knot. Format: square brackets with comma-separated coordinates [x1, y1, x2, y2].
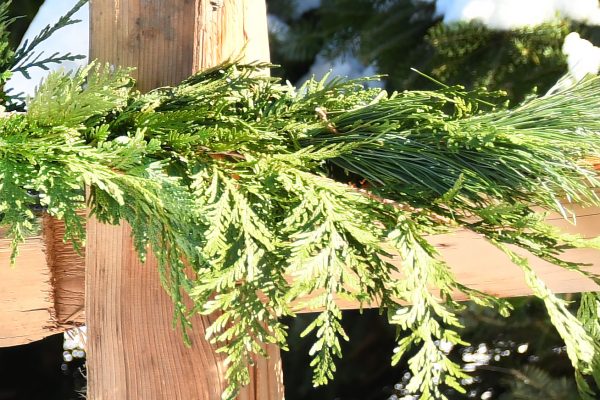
[210, 0, 224, 10]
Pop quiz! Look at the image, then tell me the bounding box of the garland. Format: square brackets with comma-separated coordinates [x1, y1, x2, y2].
[3, 3, 600, 399]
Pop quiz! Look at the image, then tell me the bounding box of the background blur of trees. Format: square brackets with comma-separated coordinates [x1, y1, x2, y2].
[267, 0, 600, 103]
[1, 1, 599, 399]
[282, 298, 581, 400]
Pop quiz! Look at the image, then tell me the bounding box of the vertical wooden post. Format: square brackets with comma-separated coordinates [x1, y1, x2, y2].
[89, 0, 270, 92]
[86, 1, 283, 399]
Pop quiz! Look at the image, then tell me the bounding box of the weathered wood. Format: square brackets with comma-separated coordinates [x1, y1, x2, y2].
[86, 222, 230, 399]
[0, 218, 84, 347]
[0, 230, 54, 347]
[86, 1, 281, 399]
[2, 206, 600, 347]
[89, 0, 269, 92]
[2, 207, 600, 348]
[44, 216, 86, 325]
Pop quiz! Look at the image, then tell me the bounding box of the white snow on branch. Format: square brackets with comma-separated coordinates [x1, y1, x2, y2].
[563, 32, 600, 81]
[292, 0, 322, 18]
[299, 52, 382, 88]
[267, 14, 290, 42]
[434, 0, 600, 30]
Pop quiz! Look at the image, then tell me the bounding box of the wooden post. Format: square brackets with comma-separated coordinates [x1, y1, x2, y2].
[89, 0, 269, 92]
[86, 1, 283, 399]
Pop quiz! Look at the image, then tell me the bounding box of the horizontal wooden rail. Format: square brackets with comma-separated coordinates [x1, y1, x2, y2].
[1, 203, 599, 347]
[0, 216, 84, 347]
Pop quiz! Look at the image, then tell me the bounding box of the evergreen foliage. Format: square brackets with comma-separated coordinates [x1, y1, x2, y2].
[3, 3, 600, 399]
[5, 0, 44, 49]
[0, 2, 16, 103]
[1, 61, 600, 399]
[498, 365, 580, 400]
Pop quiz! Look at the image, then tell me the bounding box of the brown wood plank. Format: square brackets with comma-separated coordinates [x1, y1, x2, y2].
[0, 217, 84, 347]
[2, 208, 600, 347]
[294, 206, 600, 312]
[86, 221, 233, 399]
[86, 1, 281, 399]
[0, 233, 56, 347]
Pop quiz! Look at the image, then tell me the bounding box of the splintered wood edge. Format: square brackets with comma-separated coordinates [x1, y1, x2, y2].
[0, 216, 85, 347]
[42, 215, 86, 326]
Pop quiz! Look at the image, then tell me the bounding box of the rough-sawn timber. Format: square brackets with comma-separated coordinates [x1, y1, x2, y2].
[1, 203, 598, 347]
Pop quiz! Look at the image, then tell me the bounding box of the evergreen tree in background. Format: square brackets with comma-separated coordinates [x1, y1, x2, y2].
[267, 0, 600, 103]
[0, 3, 14, 86]
[4, 1, 43, 49]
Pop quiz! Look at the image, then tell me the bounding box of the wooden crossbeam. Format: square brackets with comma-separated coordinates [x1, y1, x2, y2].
[2, 204, 599, 347]
[0, 218, 84, 347]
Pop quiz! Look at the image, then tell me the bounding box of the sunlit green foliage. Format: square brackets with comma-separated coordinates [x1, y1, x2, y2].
[1, 60, 599, 399]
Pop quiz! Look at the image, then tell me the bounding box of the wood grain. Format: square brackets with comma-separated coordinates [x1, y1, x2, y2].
[0, 217, 84, 347]
[87, 1, 281, 399]
[86, 221, 233, 399]
[194, 0, 270, 70]
[43, 215, 86, 325]
[90, 0, 269, 92]
[0, 231, 55, 347]
[3, 207, 600, 347]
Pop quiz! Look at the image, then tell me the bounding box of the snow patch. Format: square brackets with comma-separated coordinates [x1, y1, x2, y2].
[267, 14, 290, 42]
[563, 32, 600, 80]
[299, 52, 382, 88]
[435, 0, 600, 30]
[293, 0, 322, 18]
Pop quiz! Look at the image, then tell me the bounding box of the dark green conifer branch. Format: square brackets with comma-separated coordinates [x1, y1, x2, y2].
[0, 2, 16, 104]
[0, 0, 88, 109]
[10, 0, 87, 79]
